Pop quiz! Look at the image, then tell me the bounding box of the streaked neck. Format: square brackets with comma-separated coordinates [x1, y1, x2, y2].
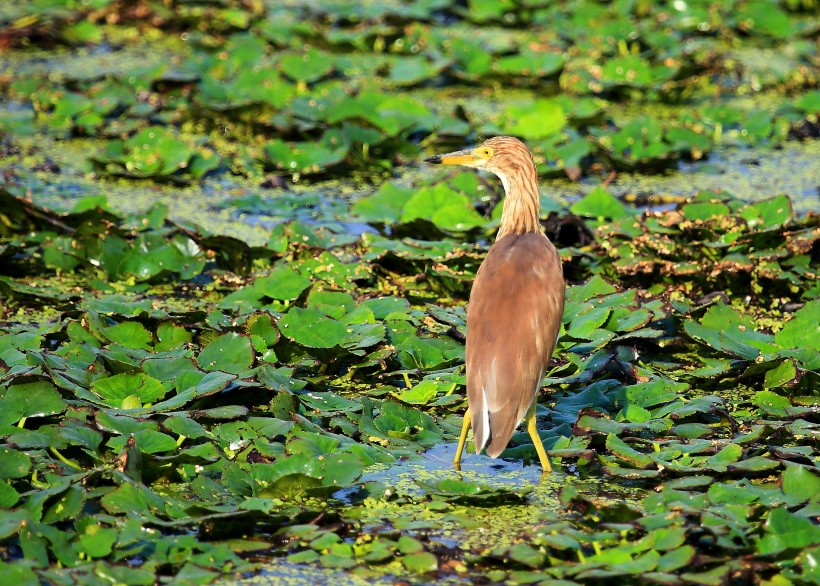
[495, 161, 542, 239]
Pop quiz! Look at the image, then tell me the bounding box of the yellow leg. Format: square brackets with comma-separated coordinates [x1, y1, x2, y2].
[453, 408, 471, 470]
[526, 402, 552, 473]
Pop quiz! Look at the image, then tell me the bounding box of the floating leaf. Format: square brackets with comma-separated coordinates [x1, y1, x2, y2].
[503, 99, 567, 139]
[0, 448, 31, 480]
[781, 465, 820, 502]
[102, 322, 153, 350]
[278, 307, 348, 348]
[401, 552, 438, 573]
[775, 300, 820, 355]
[197, 333, 255, 374]
[570, 187, 631, 220]
[401, 184, 486, 232]
[758, 508, 820, 555]
[763, 360, 798, 389]
[90, 372, 166, 408]
[0, 382, 67, 428]
[684, 303, 777, 360]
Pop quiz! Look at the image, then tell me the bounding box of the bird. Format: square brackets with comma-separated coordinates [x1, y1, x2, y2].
[424, 136, 565, 472]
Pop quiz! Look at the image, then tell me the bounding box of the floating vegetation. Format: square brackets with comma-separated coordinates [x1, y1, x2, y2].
[1, 180, 818, 584]
[0, 0, 818, 584]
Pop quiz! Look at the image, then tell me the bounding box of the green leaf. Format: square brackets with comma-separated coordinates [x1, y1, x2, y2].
[254, 266, 313, 301]
[504, 99, 567, 139]
[101, 482, 167, 515]
[0, 447, 30, 480]
[758, 508, 820, 555]
[0, 382, 67, 428]
[91, 372, 166, 408]
[79, 525, 117, 558]
[684, 303, 777, 360]
[389, 56, 446, 85]
[397, 379, 441, 405]
[570, 187, 631, 220]
[739, 195, 793, 229]
[736, 1, 794, 38]
[576, 413, 626, 435]
[775, 300, 820, 353]
[299, 392, 361, 415]
[605, 434, 653, 469]
[351, 183, 415, 224]
[754, 390, 791, 416]
[397, 535, 424, 554]
[0, 560, 38, 585]
[263, 137, 346, 175]
[61, 20, 103, 44]
[257, 365, 306, 394]
[109, 430, 177, 454]
[0, 510, 28, 540]
[705, 443, 742, 470]
[59, 425, 103, 452]
[401, 552, 438, 573]
[621, 404, 652, 423]
[495, 50, 563, 78]
[763, 359, 798, 389]
[601, 56, 660, 87]
[508, 542, 545, 567]
[781, 465, 820, 502]
[657, 545, 696, 572]
[102, 321, 153, 350]
[681, 201, 731, 222]
[279, 47, 334, 82]
[42, 486, 84, 524]
[0, 482, 19, 508]
[567, 306, 612, 340]
[197, 333, 255, 374]
[567, 275, 617, 302]
[155, 322, 192, 352]
[401, 184, 485, 232]
[278, 307, 348, 348]
[730, 457, 780, 473]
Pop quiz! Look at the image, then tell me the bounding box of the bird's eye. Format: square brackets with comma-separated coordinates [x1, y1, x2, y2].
[482, 147, 493, 158]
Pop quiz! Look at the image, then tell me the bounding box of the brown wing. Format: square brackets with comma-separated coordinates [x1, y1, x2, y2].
[466, 232, 564, 457]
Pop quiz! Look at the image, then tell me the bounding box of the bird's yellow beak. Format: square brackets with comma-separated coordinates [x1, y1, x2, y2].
[424, 149, 480, 166]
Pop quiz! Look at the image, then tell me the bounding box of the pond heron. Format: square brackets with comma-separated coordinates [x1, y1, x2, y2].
[425, 136, 565, 472]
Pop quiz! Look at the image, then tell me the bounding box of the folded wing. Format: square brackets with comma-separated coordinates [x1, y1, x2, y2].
[466, 232, 564, 457]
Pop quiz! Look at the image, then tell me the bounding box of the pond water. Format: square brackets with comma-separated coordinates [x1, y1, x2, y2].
[1, 2, 818, 585]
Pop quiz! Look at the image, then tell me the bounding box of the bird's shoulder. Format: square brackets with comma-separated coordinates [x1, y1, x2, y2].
[480, 232, 561, 275]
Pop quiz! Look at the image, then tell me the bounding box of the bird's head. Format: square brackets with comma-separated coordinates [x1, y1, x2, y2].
[423, 136, 534, 190]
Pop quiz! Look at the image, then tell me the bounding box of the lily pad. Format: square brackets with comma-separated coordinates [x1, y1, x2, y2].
[197, 333, 255, 374]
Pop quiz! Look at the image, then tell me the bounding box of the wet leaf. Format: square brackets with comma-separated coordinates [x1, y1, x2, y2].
[197, 332, 255, 374]
[278, 307, 348, 349]
[417, 478, 525, 504]
[605, 434, 653, 469]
